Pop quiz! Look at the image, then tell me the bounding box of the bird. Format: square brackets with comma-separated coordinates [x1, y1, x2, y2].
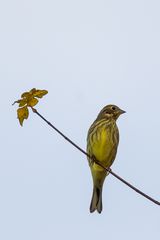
[87, 104, 125, 213]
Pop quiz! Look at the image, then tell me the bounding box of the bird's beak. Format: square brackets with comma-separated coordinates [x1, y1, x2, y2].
[120, 109, 126, 114]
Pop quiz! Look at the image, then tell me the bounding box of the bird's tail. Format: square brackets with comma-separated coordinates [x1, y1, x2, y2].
[90, 186, 103, 213]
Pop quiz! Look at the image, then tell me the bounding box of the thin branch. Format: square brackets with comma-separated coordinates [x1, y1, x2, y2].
[32, 107, 160, 206]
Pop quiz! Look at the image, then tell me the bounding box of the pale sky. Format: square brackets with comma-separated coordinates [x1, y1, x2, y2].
[0, 0, 160, 239]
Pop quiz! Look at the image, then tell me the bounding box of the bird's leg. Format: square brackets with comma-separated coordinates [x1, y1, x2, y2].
[91, 155, 99, 166]
[91, 156, 112, 173]
[88, 155, 96, 166]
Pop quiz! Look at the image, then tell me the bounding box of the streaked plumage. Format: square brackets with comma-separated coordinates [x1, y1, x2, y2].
[87, 104, 125, 213]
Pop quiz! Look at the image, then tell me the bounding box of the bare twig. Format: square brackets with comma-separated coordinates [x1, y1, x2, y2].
[32, 107, 160, 206]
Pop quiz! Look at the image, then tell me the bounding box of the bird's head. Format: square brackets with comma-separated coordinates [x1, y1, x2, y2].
[96, 104, 126, 121]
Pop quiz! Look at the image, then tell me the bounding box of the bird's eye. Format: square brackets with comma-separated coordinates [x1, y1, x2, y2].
[111, 106, 116, 111]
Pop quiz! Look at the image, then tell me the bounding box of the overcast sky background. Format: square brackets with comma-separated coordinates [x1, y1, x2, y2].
[0, 0, 160, 239]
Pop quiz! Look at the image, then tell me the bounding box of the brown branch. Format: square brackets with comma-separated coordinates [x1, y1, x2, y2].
[32, 107, 160, 206]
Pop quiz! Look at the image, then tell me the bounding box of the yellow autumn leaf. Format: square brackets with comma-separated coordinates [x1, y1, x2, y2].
[33, 89, 48, 98]
[27, 97, 39, 107]
[18, 99, 27, 107]
[29, 88, 37, 94]
[13, 88, 48, 126]
[17, 106, 29, 126]
[12, 99, 27, 107]
[21, 92, 30, 98]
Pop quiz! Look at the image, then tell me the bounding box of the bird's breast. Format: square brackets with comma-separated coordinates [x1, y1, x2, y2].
[90, 123, 119, 166]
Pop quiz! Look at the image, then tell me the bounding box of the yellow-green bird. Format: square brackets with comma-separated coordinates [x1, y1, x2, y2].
[87, 104, 125, 213]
